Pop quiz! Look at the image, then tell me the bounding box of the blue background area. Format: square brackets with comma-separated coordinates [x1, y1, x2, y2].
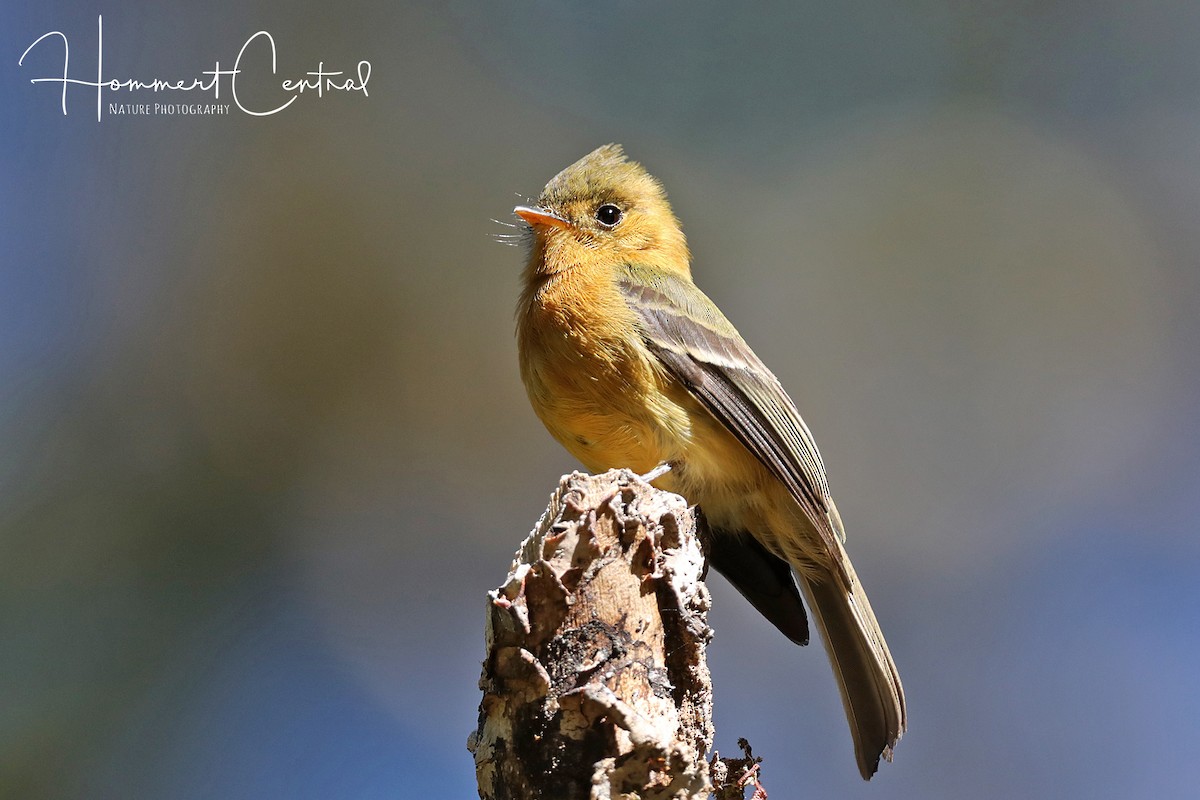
[3, 3, 1199, 798]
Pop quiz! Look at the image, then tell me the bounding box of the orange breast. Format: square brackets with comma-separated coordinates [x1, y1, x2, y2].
[516, 259, 773, 536]
[517, 264, 693, 474]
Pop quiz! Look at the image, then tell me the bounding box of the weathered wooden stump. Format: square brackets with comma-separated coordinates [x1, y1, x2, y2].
[469, 469, 717, 800]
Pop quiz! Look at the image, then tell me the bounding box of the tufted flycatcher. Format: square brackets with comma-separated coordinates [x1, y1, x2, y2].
[512, 144, 905, 779]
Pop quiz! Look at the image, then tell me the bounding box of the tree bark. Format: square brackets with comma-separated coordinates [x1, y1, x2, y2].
[469, 469, 716, 800]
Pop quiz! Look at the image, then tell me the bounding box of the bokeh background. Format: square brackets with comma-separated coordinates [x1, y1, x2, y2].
[3, 2, 1199, 798]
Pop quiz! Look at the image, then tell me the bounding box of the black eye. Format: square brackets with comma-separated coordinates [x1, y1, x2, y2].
[594, 204, 623, 228]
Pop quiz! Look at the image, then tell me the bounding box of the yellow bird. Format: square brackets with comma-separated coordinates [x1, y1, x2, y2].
[513, 144, 905, 779]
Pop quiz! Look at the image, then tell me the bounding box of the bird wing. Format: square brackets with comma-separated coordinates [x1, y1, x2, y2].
[705, 524, 811, 645]
[618, 267, 848, 577]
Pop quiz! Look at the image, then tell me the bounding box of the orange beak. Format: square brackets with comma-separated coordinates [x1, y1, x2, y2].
[514, 205, 570, 230]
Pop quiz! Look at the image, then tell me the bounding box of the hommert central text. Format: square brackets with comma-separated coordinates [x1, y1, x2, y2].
[19, 15, 371, 121]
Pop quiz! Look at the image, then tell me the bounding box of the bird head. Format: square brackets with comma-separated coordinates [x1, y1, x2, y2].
[515, 144, 690, 277]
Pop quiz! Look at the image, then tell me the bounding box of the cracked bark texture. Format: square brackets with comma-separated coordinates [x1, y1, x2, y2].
[469, 469, 715, 800]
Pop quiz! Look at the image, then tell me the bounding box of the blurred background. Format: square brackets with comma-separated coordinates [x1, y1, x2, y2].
[3, 2, 1198, 798]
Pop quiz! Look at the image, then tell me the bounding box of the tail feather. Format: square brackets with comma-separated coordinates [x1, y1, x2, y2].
[799, 556, 906, 780]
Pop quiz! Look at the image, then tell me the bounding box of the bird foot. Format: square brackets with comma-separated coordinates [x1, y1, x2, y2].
[638, 462, 672, 483]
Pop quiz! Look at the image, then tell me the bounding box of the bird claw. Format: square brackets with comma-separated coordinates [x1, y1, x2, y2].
[639, 463, 672, 483]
